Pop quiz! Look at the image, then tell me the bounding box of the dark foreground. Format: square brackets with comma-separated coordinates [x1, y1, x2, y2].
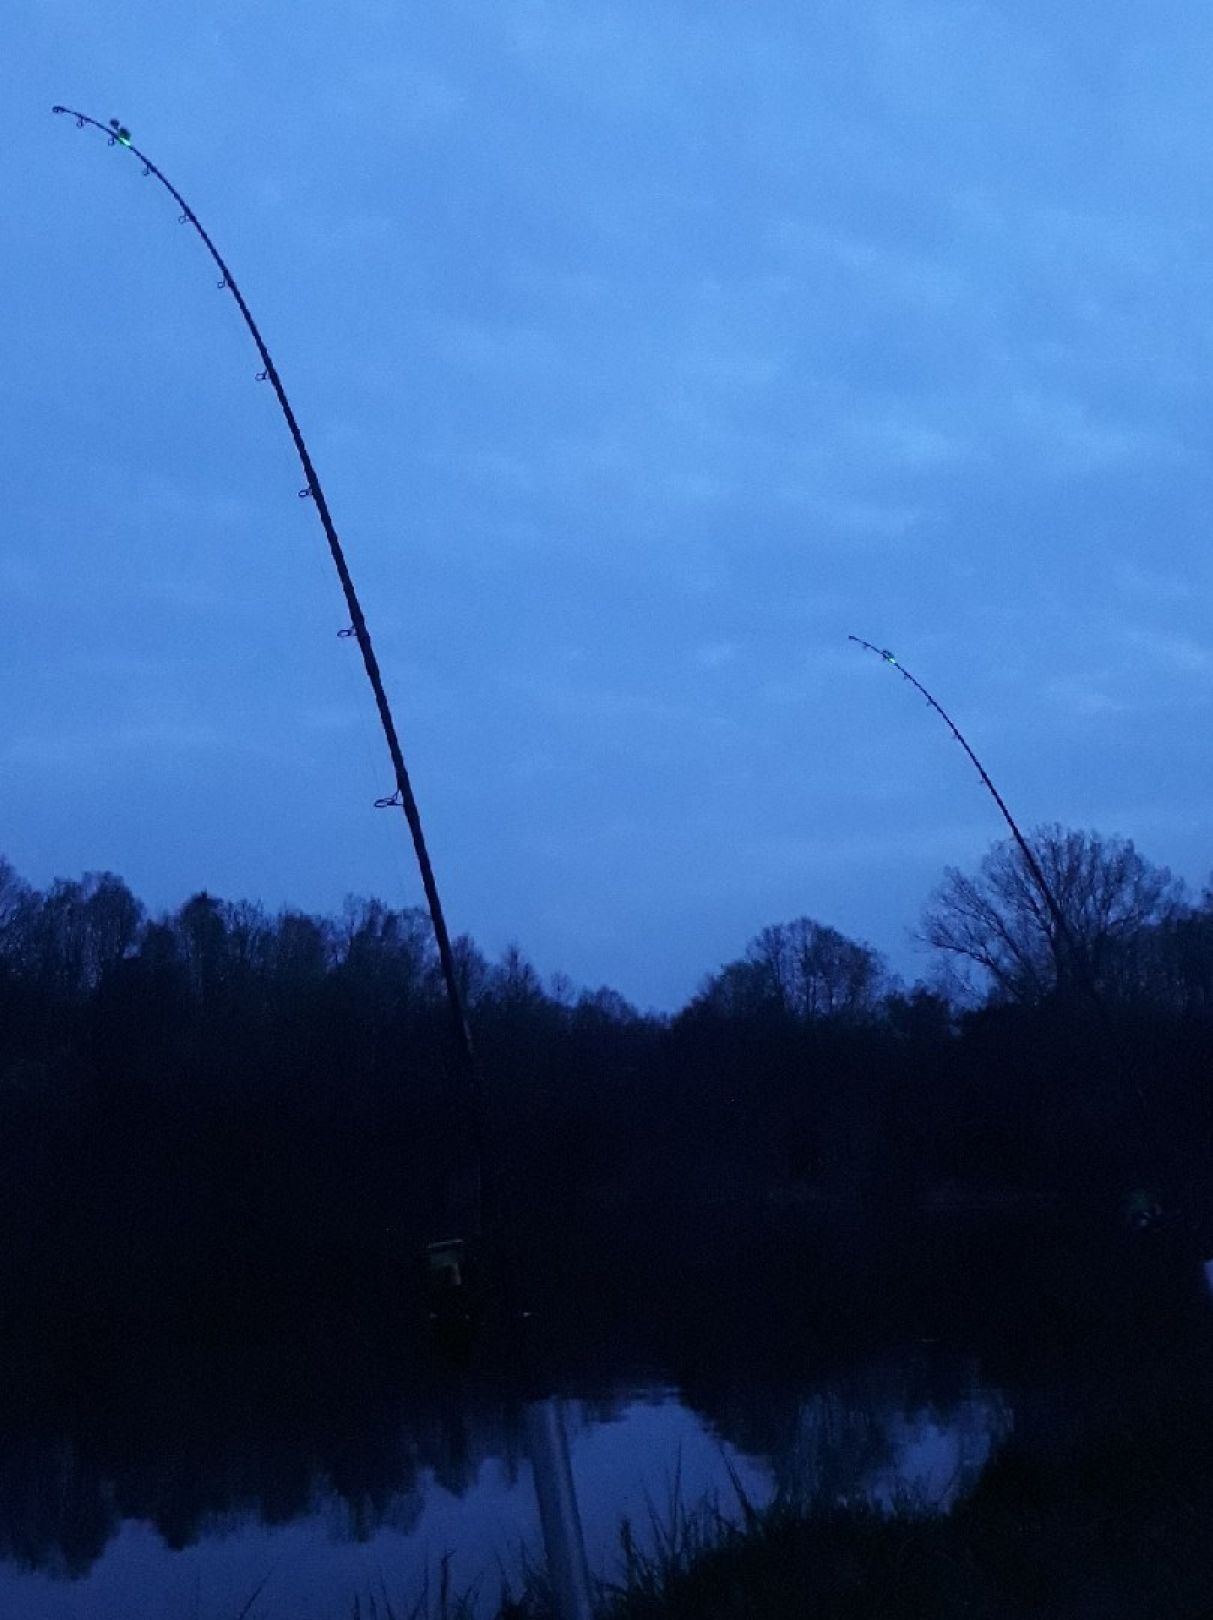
[330, 1300, 1213, 1620]
[486, 1240, 1213, 1620]
[4, 1205, 1210, 1619]
[576, 1403, 1213, 1620]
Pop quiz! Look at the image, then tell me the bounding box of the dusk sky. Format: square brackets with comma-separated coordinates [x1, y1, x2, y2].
[7, 2, 1213, 1010]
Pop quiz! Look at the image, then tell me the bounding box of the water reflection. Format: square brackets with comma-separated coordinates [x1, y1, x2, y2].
[0, 1347, 1011, 1619]
[783, 1371, 1010, 1514]
[524, 1400, 593, 1620]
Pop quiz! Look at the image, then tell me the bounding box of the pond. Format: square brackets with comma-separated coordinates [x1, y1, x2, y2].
[0, 1343, 1012, 1620]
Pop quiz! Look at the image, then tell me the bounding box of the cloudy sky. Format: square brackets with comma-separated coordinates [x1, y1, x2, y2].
[6, 1, 1213, 1009]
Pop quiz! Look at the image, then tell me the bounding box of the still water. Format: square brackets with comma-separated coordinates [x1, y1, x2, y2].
[0, 1350, 1011, 1619]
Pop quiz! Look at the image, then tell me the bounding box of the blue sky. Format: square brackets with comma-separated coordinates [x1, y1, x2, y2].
[6, 1, 1213, 1010]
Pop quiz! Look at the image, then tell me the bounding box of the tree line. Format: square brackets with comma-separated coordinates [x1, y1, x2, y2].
[1, 825, 1210, 1360]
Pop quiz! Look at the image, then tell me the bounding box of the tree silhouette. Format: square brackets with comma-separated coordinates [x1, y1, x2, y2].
[920, 825, 1183, 1005]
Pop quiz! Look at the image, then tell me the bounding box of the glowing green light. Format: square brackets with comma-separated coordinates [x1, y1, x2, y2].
[882, 649, 897, 665]
[109, 118, 132, 146]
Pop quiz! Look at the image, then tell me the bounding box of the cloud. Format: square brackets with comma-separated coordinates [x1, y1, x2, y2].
[18, 0, 1213, 1010]
[1043, 673, 1131, 720]
[1124, 627, 1213, 676]
[496, 0, 719, 107]
[1003, 389, 1179, 475]
[693, 642, 738, 670]
[0, 557, 42, 599]
[846, 414, 970, 470]
[297, 702, 364, 734]
[769, 218, 969, 312]
[4, 721, 231, 767]
[733, 821, 998, 883]
[331, 59, 468, 132]
[1113, 562, 1195, 604]
[432, 319, 566, 373]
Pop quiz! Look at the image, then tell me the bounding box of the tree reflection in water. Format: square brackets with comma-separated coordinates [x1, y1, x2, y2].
[0, 1346, 1013, 1618]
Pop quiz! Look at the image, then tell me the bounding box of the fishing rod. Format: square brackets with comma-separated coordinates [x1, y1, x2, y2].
[848, 636, 1076, 973]
[52, 106, 483, 1240]
[849, 633, 1184, 1233]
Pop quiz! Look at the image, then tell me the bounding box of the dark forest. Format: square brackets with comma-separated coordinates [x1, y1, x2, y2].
[3, 821, 1211, 1382]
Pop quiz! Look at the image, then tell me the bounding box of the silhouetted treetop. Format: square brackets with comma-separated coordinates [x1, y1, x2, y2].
[920, 825, 1184, 1006]
[690, 917, 894, 1025]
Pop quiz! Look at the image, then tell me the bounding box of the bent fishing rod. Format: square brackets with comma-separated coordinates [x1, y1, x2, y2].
[849, 634, 1181, 1226]
[849, 636, 1074, 964]
[52, 106, 483, 1237]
